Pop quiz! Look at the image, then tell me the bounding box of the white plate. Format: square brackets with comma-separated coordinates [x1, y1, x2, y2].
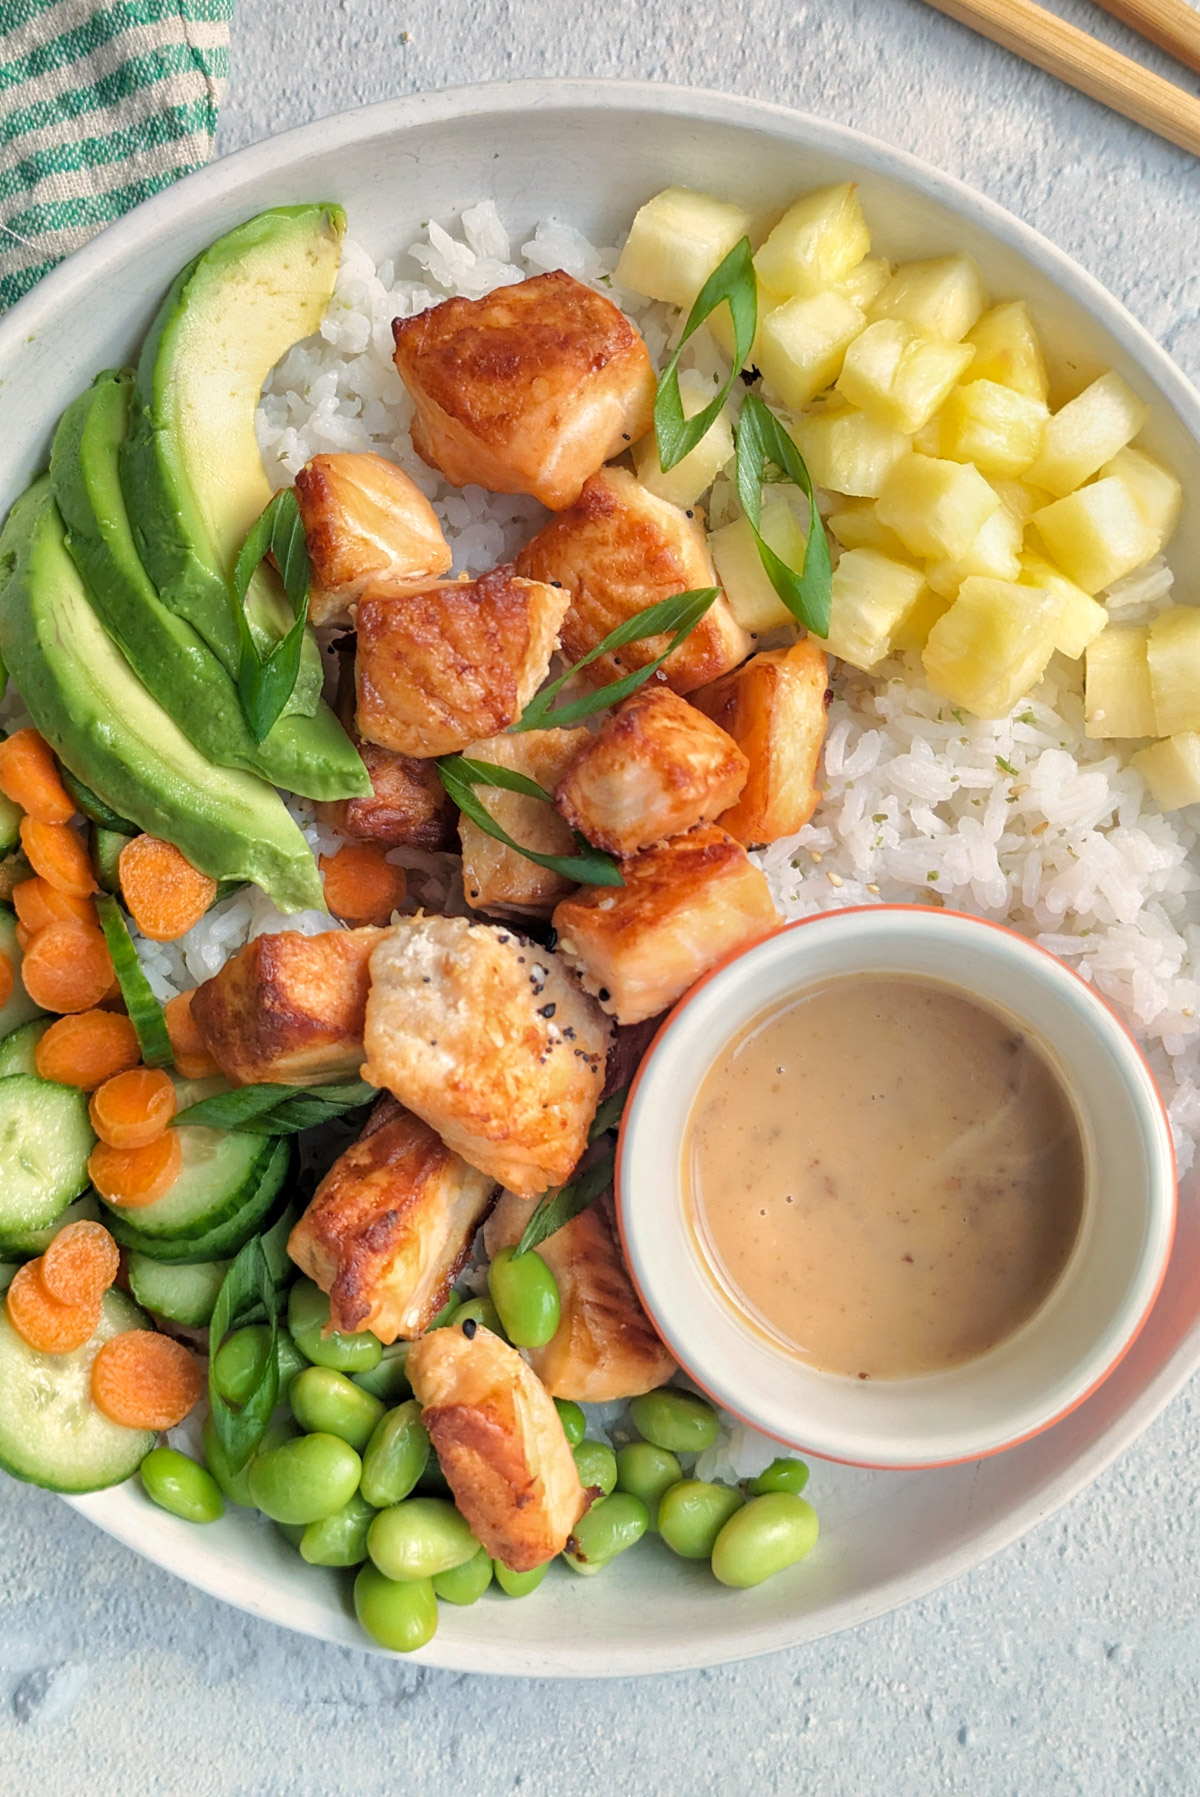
[3, 78, 1199, 1678]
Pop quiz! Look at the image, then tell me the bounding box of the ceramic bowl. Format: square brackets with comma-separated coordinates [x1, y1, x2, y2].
[617, 908, 1177, 1470]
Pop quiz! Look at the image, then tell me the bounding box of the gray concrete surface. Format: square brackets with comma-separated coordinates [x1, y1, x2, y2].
[3, 1, 1199, 1790]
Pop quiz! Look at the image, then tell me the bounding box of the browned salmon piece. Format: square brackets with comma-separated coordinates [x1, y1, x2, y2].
[691, 639, 830, 846]
[459, 727, 590, 918]
[294, 451, 452, 626]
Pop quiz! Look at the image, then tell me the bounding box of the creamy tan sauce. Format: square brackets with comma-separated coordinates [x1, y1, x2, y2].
[686, 975, 1085, 1379]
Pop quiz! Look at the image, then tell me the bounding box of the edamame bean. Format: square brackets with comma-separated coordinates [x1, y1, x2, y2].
[290, 1366, 385, 1451]
[657, 1480, 744, 1560]
[352, 1343, 412, 1403]
[565, 1492, 649, 1573]
[455, 1296, 503, 1335]
[554, 1398, 586, 1447]
[202, 1415, 296, 1509]
[367, 1497, 479, 1582]
[427, 1292, 463, 1330]
[710, 1493, 819, 1588]
[432, 1545, 493, 1605]
[277, 1522, 306, 1547]
[629, 1387, 719, 1454]
[247, 1432, 363, 1525]
[360, 1400, 430, 1509]
[300, 1492, 376, 1567]
[487, 1246, 561, 1348]
[354, 1565, 438, 1653]
[572, 1438, 617, 1497]
[747, 1456, 810, 1498]
[288, 1278, 383, 1372]
[492, 1560, 548, 1597]
[213, 1325, 307, 1406]
[615, 1442, 681, 1522]
[140, 1446, 225, 1524]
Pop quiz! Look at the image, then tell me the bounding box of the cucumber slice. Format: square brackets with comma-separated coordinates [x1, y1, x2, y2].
[94, 894, 172, 1067]
[97, 1125, 270, 1241]
[0, 1287, 155, 1492]
[0, 794, 21, 858]
[0, 1190, 100, 1260]
[0, 1015, 51, 1078]
[105, 1135, 291, 1263]
[127, 1253, 228, 1327]
[0, 1073, 95, 1236]
[91, 825, 132, 895]
[0, 1262, 17, 1292]
[0, 908, 46, 1037]
[61, 767, 137, 833]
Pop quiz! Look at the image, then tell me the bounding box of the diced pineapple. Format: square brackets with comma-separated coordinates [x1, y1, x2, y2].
[963, 301, 1048, 401]
[633, 376, 734, 509]
[1027, 371, 1149, 497]
[709, 493, 806, 635]
[911, 413, 944, 457]
[1032, 476, 1160, 594]
[705, 283, 776, 366]
[992, 478, 1053, 526]
[1146, 607, 1200, 736]
[1131, 734, 1200, 811]
[755, 291, 866, 411]
[819, 548, 928, 671]
[891, 584, 953, 654]
[615, 186, 753, 309]
[922, 577, 1061, 718]
[925, 503, 1022, 597]
[937, 380, 1048, 478]
[1100, 445, 1182, 546]
[876, 453, 1001, 563]
[791, 406, 911, 498]
[868, 253, 987, 343]
[835, 258, 893, 310]
[836, 320, 975, 433]
[827, 502, 910, 560]
[754, 184, 871, 299]
[1084, 628, 1155, 738]
[1019, 552, 1106, 660]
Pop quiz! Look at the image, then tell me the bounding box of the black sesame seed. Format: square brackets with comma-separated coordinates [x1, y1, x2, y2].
[539, 1003, 556, 1018]
[550, 579, 563, 588]
[462, 1318, 478, 1340]
[685, 509, 694, 519]
[598, 988, 611, 1002]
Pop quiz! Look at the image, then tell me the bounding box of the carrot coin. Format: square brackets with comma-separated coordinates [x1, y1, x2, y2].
[89, 1067, 177, 1150]
[40, 1220, 120, 1307]
[21, 921, 114, 1014]
[163, 989, 219, 1080]
[5, 1260, 100, 1354]
[320, 842, 408, 927]
[88, 1130, 182, 1207]
[117, 836, 217, 943]
[0, 729, 75, 824]
[13, 875, 96, 933]
[91, 1329, 203, 1430]
[34, 1009, 140, 1089]
[19, 818, 97, 896]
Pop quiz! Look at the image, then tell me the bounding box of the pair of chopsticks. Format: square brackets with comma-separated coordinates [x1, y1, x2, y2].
[921, 0, 1200, 157]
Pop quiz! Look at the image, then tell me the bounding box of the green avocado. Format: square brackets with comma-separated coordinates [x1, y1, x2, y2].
[52, 372, 368, 801]
[120, 204, 346, 718]
[0, 481, 326, 914]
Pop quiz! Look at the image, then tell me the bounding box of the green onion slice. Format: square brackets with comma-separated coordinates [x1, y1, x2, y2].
[734, 392, 833, 637]
[513, 1145, 616, 1259]
[437, 756, 623, 888]
[233, 487, 312, 743]
[174, 1078, 378, 1134]
[94, 893, 173, 1068]
[653, 237, 757, 472]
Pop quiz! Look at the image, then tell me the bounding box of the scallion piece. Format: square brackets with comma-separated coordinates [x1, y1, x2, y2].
[174, 1078, 378, 1134]
[734, 392, 832, 637]
[233, 487, 312, 743]
[653, 237, 757, 472]
[436, 756, 623, 888]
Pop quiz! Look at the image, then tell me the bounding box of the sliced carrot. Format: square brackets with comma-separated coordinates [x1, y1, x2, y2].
[163, 988, 219, 1080]
[19, 818, 97, 897]
[0, 951, 12, 1011]
[14, 921, 32, 954]
[40, 1220, 120, 1307]
[6, 1259, 100, 1354]
[91, 1328, 203, 1429]
[88, 1130, 182, 1208]
[89, 1067, 177, 1150]
[35, 1009, 140, 1089]
[13, 875, 96, 934]
[0, 730, 74, 825]
[320, 842, 408, 927]
[20, 921, 114, 1014]
[117, 836, 217, 943]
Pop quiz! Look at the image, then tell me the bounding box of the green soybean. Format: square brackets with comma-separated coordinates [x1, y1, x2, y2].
[290, 1366, 385, 1451]
[202, 1414, 296, 1509]
[455, 1296, 503, 1335]
[277, 1522, 305, 1546]
[288, 1278, 383, 1372]
[300, 1492, 376, 1567]
[657, 1480, 744, 1560]
[554, 1398, 586, 1446]
[213, 1324, 307, 1406]
[352, 1343, 412, 1403]
[572, 1438, 618, 1497]
[629, 1387, 719, 1454]
[354, 1565, 438, 1653]
[565, 1492, 649, 1573]
[367, 1497, 479, 1582]
[360, 1400, 430, 1509]
[488, 1246, 561, 1348]
[493, 1560, 548, 1597]
[747, 1456, 810, 1498]
[711, 1493, 819, 1588]
[140, 1446, 225, 1524]
[432, 1545, 493, 1605]
[615, 1442, 681, 1522]
[247, 1432, 363, 1525]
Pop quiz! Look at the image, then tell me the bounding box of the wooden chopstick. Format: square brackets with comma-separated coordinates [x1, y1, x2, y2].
[920, 0, 1200, 158]
[1091, 0, 1200, 77]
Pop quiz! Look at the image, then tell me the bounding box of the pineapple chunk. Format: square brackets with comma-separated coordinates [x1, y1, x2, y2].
[963, 301, 1048, 401]
[634, 377, 734, 510]
[876, 453, 1001, 562]
[868, 253, 987, 343]
[891, 584, 952, 653]
[1100, 445, 1182, 546]
[615, 186, 753, 309]
[1084, 628, 1155, 738]
[922, 577, 1061, 718]
[992, 478, 1053, 526]
[706, 283, 776, 366]
[911, 413, 944, 457]
[835, 258, 893, 309]
[1019, 552, 1106, 659]
[925, 503, 1022, 597]
[755, 291, 865, 410]
[937, 380, 1048, 478]
[836, 320, 975, 433]
[1032, 476, 1160, 595]
[1146, 607, 1200, 736]
[709, 493, 806, 635]
[1028, 371, 1149, 497]
[791, 406, 911, 499]
[827, 502, 910, 559]
[1131, 734, 1200, 811]
[754, 183, 870, 299]
[819, 548, 927, 671]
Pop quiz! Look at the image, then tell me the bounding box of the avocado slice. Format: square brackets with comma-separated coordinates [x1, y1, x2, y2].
[0, 482, 326, 914]
[53, 371, 368, 801]
[120, 204, 346, 717]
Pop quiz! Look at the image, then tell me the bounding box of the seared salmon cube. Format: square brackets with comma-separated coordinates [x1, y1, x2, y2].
[317, 645, 458, 849]
[459, 727, 591, 917]
[690, 639, 829, 846]
[294, 452, 452, 626]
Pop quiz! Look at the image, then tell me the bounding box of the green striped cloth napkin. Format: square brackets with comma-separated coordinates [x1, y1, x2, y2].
[0, 0, 234, 312]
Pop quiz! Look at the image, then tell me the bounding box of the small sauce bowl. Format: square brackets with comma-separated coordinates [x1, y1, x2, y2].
[615, 906, 1177, 1469]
